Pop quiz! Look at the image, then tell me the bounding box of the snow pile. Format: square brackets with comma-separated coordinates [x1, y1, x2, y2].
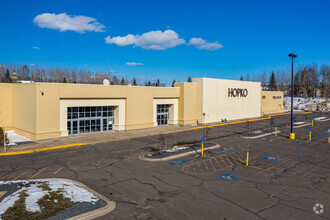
[284, 97, 329, 111]
[0, 179, 99, 216]
[314, 117, 327, 121]
[165, 147, 189, 153]
[4, 130, 32, 146]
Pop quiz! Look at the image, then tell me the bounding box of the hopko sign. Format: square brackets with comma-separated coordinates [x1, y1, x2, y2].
[228, 88, 248, 97]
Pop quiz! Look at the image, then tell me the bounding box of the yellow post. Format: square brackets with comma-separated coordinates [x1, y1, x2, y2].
[309, 131, 311, 141]
[289, 133, 295, 140]
[246, 151, 249, 166]
[246, 145, 250, 167]
[201, 143, 204, 156]
[312, 119, 314, 127]
[275, 127, 277, 136]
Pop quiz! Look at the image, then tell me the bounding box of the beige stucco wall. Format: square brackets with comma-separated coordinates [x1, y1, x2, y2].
[261, 91, 284, 115]
[0, 84, 13, 131]
[1, 83, 182, 141]
[175, 82, 198, 125]
[193, 78, 261, 123]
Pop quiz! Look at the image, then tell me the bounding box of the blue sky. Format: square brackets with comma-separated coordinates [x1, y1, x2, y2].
[0, 0, 329, 85]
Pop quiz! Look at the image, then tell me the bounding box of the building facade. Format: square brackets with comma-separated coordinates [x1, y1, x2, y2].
[0, 78, 283, 141]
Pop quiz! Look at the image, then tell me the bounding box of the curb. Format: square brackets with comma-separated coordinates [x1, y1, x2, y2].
[242, 131, 281, 139]
[31, 178, 116, 220]
[0, 143, 85, 156]
[286, 122, 311, 128]
[139, 143, 221, 162]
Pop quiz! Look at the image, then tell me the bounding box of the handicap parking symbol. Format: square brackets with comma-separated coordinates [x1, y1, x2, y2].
[219, 147, 233, 152]
[263, 156, 280, 161]
[217, 173, 240, 181]
[170, 160, 187, 166]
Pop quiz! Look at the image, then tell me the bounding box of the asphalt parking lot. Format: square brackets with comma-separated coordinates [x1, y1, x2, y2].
[0, 112, 329, 219]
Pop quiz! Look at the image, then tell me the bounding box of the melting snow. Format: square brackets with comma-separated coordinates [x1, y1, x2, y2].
[4, 130, 32, 146]
[0, 179, 99, 217]
[284, 97, 327, 111]
[164, 147, 189, 153]
[314, 117, 327, 120]
[293, 122, 307, 125]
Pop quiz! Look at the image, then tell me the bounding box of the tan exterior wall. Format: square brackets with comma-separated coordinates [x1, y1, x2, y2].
[175, 82, 198, 125]
[0, 84, 13, 131]
[1, 83, 181, 141]
[193, 78, 261, 123]
[261, 91, 284, 115]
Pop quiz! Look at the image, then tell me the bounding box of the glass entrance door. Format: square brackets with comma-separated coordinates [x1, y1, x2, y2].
[67, 106, 115, 135]
[157, 104, 170, 126]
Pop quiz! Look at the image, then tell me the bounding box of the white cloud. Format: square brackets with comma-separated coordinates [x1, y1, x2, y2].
[32, 46, 40, 49]
[105, 30, 185, 50]
[126, 62, 143, 66]
[33, 13, 105, 33]
[188, 38, 223, 51]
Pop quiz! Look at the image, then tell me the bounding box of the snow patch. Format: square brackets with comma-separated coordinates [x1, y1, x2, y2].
[164, 147, 189, 153]
[293, 122, 307, 125]
[0, 179, 99, 217]
[4, 130, 32, 146]
[284, 97, 328, 111]
[314, 117, 327, 120]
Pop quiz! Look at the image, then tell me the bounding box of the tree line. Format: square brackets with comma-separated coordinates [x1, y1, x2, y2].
[239, 64, 329, 98]
[1, 63, 329, 98]
[0, 64, 166, 87]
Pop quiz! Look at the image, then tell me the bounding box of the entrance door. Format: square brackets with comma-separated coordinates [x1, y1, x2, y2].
[157, 104, 170, 126]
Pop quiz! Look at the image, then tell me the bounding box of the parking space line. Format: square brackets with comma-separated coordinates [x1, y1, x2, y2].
[255, 159, 289, 175]
[28, 168, 47, 180]
[53, 167, 63, 175]
[225, 156, 233, 165]
[12, 171, 27, 181]
[233, 152, 244, 163]
[203, 161, 209, 170]
[214, 158, 222, 168]
[209, 159, 216, 171]
[220, 156, 228, 166]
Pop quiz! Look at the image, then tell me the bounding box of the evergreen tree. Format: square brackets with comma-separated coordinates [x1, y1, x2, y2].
[132, 78, 137, 86]
[63, 77, 67, 83]
[268, 71, 277, 91]
[172, 79, 176, 87]
[121, 78, 125, 85]
[156, 79, 160, 86]
[4, 69, 12, 83]
[147, 81, 151, 86]
[188, 76, 192, 82]
[240, 76, 243, 81]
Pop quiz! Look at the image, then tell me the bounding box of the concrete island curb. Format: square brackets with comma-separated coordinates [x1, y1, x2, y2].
[242, 131, 281, 139]
[34, 178, 116, 220]
[139, 143, 221, 162]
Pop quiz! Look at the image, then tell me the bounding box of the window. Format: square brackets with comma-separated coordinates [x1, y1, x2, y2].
[157, 104, 170, 126]
[67, 106, 115, 135]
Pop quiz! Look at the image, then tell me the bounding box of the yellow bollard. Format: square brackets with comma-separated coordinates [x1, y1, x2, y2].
[309, 131, 311, 141]
[246, 145, 250, 166]
[312, 119, 314, 127]
[246, 151, 249, 166]
[201, 142, 204, 156]
[289, 133, 295, 140]
[275, 127, 277, 136]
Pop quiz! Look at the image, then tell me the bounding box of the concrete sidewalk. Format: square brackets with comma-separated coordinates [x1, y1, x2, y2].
[1, 125, 194, 153]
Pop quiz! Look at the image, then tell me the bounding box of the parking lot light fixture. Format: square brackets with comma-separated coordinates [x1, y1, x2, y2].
[288, 53, 297, 139]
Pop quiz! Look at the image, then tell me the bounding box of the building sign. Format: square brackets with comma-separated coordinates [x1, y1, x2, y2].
[273, 96, 281, 99]
[228, 88, 248, 97]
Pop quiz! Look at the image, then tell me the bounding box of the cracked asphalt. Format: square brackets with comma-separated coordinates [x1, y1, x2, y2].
[0, 112, 329, 219]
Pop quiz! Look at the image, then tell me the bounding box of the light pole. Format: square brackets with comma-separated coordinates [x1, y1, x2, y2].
[288, 54, 297, 139]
